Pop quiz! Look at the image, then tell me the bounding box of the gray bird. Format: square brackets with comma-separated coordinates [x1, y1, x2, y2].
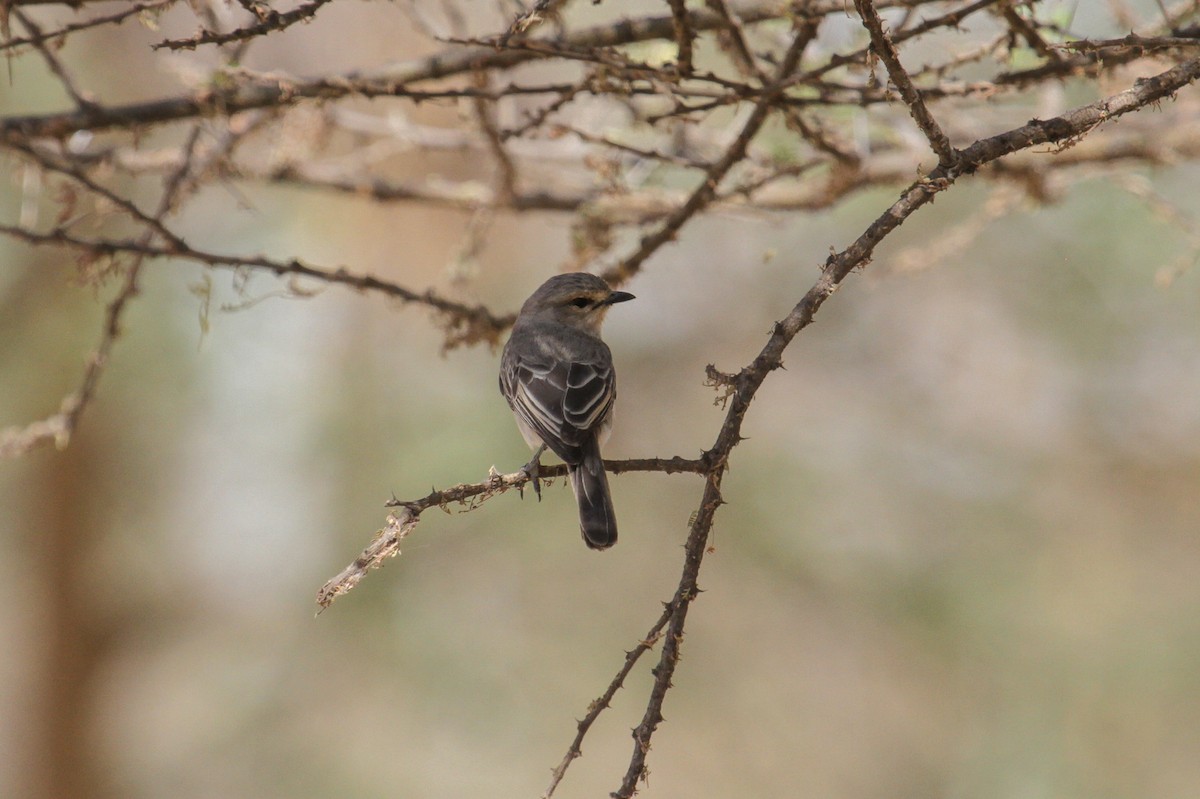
[499, 272, 635, 549]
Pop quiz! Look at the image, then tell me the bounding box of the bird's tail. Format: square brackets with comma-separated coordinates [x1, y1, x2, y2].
[569, 443, 617, 550]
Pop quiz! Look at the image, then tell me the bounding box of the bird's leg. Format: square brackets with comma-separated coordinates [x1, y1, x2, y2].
[519, 444, 547, 501]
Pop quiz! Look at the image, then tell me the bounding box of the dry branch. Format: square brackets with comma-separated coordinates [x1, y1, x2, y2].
[855, 0, 959, 168]
[1, 122, 210, 458]
[153, 0, 334, 50]
[602, 20, 817, 285]
[0, 221, 514, 348]
[0, 0, 948, 141]
[608, 52, 1200, 799]
[316, 456, 708, 610]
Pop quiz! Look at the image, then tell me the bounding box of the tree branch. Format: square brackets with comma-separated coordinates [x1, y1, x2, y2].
[666, 0, 695, 75]
[0, 1, 174, 53]
[607, 52, 1200, 799]
[153, 0, 334, 51]
[855, 0, 959, 169]
[0, 0, 942, 141]
[541, 598, 676, 799]
[1, 122, 212, 458]
[315, 456, 708, 610]
[602, 19, 818, 285]
[0, 223, 514, 349]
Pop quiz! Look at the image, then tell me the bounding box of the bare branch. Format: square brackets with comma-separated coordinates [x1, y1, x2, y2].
[315, 456, 709, 609]
[1, 122, 212, 459]
[603, 19, 818, 285]
[0, 223, 515, 349]
[0, 0, 943, 141]
[470, 71, 520, 204]
[666, 0, 695, 75]
[7, 140, 188, 249]
[608, 52, 1200, 799]
[1052, 31, 1200, 54]
[0, 264, 139, 458]
[499, 0, 568, 44]
[999, 2, 1068, 63]
[10, 7, 95, 108]
[542, 599, 676, 799]
[854, 0, 959, 169]
[153, 0, 334, 50]
[0, 0, 174, 52]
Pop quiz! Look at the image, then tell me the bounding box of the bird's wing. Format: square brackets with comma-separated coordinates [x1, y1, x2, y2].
[506, 348, 615, 464]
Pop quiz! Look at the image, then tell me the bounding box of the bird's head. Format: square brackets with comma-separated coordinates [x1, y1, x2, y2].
[518, 272, 635, 333]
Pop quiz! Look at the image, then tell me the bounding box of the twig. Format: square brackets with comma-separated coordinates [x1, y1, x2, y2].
[1000, 2, 1067, 63]
[703, 0, 757, 75]
[0, 264, 139, 458]
[0, 223, 515, 348]
[0, 0, 939, 141]
[0, 0, 175, 52]
[854, 0, 959, 169]
[153, 0, 334, 50]
[315, 456, 708, 609]
[541, 599, 676, 799]
[10, 7, 95, 109]
[7, 141, 189, 250]
[499, 0, 568, 44]
[666, 0, 695, 75]
[0, 123, 211, 459]
[707, 0, 860, 162]
[471, 70, 519, 204]
[602, 19, 817, 285]
[1052, 32, 1200, 54]
[500, 78, 585, 139]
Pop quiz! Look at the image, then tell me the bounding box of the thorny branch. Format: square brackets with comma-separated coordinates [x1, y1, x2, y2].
[3, 0, 1200, 795]
[153, 0, 335, 51]
[316, 456, 709, 609]
[608, 51, 1200, 799]
[854, 0, 959, 168]
[0, 1, 174, 53]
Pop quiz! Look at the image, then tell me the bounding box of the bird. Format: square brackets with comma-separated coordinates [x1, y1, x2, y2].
[499, 272, 635, 549]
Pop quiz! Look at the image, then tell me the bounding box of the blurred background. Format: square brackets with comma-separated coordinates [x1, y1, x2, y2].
[2, 2, 1200, 798]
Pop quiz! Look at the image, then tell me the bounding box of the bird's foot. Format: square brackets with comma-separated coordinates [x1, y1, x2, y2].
[518, 445, 546, 501]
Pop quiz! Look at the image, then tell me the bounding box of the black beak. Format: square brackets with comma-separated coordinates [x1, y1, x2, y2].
[605, 291, 636, 305]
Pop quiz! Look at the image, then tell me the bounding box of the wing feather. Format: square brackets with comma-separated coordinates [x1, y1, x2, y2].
[503, 341, 615, 465]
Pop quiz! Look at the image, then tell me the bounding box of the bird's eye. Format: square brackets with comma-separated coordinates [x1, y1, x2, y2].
[569, 297, 592, 309]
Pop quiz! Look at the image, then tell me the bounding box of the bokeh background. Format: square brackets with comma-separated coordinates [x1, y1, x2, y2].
[3, 2, 1200, 798]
